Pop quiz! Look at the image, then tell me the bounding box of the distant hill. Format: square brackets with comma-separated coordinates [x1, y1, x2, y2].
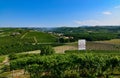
[44, 26, 120, 41]
[50, 26, 120, 33]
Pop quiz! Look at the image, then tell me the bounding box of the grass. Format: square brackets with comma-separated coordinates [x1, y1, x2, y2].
[86, 41, 120, 50]
[0, 28, 57, 44]
[53, 41, 120, 53]
[0, 28, 120, 78]
[65, 50, 120, 56]
[1, 28, 119, 53]
[8, 52, 120, 78]
[96, 39, 120, 45]
[0, 28, 58, 55]
[0, 72, 11, 78]
[24, 31, 57, 43]
[54, 43, 78, 53]
[0, 56, 6, 63]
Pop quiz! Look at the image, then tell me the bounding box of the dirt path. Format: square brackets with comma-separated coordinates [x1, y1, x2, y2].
[54, 45, 77, 53]
[20, 32, 28, 39]
[9, 70, 27, 78]
[0, 56, 8, 65]
[3, 56, 9, 65]
[33, 36, 38, 43]
[17, 50, 40, 55]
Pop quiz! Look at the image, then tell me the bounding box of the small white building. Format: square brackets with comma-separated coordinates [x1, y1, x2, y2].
[78, 39, 86, 50]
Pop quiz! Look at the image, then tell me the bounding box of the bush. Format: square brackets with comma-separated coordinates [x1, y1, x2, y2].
[9, 53, 17, 60]
[40, 45, 55, 55]
[1, 65, 10, 72]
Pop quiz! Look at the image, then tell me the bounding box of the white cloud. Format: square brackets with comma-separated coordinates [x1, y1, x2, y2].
[74, 20, 102, 26]
[74, 19, 120, 26]
[102, 11, 112, 15]
[115, 5, 120, 8]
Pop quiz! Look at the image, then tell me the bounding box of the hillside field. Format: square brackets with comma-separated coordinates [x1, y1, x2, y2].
[54, 39, 120, 53]
[0, 27, 120, 78]
[0, 28, 57, 55]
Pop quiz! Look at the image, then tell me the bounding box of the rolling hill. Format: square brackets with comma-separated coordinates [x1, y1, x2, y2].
[0, 28, 57, 55]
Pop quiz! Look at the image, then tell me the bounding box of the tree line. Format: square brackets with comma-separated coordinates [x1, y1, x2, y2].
[51, 26, 120, 42]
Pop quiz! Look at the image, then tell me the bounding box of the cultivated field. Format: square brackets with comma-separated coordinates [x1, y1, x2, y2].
[0, 28, 120, 78]
[54, 40, 120, 53]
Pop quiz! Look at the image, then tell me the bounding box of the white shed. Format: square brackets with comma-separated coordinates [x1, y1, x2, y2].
[78, 39, 86, 50]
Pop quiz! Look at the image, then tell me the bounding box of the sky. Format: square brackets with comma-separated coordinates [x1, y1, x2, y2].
[0, 0, 120, 27]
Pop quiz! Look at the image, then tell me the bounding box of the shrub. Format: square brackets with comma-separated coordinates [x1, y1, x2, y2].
[40, 45, 55, 55]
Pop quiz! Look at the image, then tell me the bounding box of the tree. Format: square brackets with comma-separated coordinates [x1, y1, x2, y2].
[40, 45, 55, 55]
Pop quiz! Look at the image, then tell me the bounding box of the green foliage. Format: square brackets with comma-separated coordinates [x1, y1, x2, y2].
[0, 56, 6, 63]
[1, 65, 10, 72]
[9, 53, 39, 60]
[40, 45, 55, 55]
[24, 31, 57, 43]
[65, 50, 120, 55]
[65, 33, 117, 41]
[26, 64, 44, 78]
[9, 53, 18, 60]
[0, 28, 57, 55]
[52, 26, 120, 41]
[0, 43, 42, 55]
[9, 52, 120, 78]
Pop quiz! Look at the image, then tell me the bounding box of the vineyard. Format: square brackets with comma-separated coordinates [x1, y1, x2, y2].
[0, 28, 120, 78]
[6, 52, 120, 78]
[0, 50, 120, 78]
[0, 56, 6, 63]
[24, 31, 57, 43]
[0, 28, 57, 55]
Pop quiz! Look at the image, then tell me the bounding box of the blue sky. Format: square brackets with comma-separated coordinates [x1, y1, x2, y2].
[0, 0, 120, 27]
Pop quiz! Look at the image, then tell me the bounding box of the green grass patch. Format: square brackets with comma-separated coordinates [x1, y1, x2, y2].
[0, 72, 11, 78]
[0, 56, 6, 63]
[65, 50, 120, 55]
[24, 31, 57, 43]
[0, 28, 58, 55]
